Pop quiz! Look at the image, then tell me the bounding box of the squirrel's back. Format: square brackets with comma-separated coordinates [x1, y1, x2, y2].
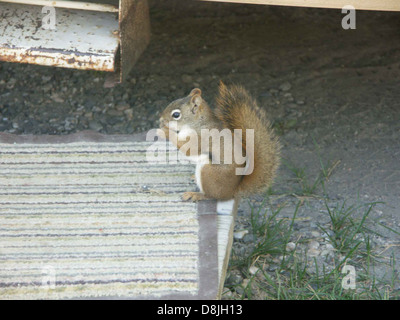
[214, 82, 280, 197]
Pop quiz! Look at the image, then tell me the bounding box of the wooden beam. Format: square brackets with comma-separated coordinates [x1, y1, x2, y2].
[201, 0, 400, 11]
[118, 0, 151, 83]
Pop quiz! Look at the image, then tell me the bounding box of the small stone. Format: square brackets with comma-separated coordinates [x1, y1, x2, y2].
[311, 231, 321, 237]
[242, 279, 250, 287]
[283, 92, 294, 101]
[221, 288, 234, 299]
[242, 233, 254, 244]
[279, 82, 291, 92]
[235, 286, 245, 296]
[272, 257, 281, 264]
[233, 230, 249, 240]
[269, 88, 279, 95]
[226, 272, 242, 286]
[84, 112, 93, 119]
[50, 93, 64, 103]
[307, 248, 320, 257]
[325, 243, 334, 251]
[309, 240, 320, 250]
[181, 74, 193, 84]
[88, 120, 103, 131]
[116, 104, 130, 111]
[92, 106, 102, 113]
[7, 78, 16, 89]
[286, 242, 296, 252]
[41, 75, 52, 83]
[124, 109, 134, 121]
[107, 109, 123, 117]
[321, 249, 332, 256]
[249, 266, 259, 275]
[268, 265, 278, 272]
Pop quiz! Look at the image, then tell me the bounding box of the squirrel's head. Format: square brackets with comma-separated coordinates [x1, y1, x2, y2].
[159, 88, 211, 133]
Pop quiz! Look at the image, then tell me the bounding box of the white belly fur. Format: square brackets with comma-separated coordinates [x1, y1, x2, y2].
[185, 154, 209, 193]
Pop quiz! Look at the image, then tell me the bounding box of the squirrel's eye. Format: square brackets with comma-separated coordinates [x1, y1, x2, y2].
[171, 109, 181, 120]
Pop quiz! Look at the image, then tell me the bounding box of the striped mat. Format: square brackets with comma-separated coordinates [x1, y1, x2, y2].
[0, 132, 218, 300]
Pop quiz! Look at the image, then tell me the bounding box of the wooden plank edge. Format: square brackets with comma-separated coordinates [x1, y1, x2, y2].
[200, 0, 400, 11]
[216, 198, 239, 299]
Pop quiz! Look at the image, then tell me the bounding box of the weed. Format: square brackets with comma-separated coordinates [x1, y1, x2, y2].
[225, 193, 399, 300]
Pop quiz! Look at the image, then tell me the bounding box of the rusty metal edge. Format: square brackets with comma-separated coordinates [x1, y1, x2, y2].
[0, 47, 116, 72]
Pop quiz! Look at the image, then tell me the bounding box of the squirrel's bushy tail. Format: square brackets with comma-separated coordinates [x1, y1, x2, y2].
[214, 82, 281, 197]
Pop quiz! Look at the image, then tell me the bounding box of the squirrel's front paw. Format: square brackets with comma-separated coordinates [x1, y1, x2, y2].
[182, 192, 206, 202]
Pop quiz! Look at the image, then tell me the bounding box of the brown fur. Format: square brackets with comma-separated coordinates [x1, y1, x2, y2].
[215, 82, 281, 197]
[158, 82, 280, 200]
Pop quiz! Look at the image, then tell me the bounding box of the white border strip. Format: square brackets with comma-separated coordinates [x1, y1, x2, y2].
[0, 0, 119, 13]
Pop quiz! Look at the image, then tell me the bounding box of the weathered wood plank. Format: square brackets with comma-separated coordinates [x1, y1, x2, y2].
[201, 0, 400, 11]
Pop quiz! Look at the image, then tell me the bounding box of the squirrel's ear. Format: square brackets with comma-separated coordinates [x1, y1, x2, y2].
[190, 92, 202, 114]
[189, 88, 202, 97]
[218, 80, 227, 93]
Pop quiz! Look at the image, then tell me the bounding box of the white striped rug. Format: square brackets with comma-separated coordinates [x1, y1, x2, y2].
[0, 132, 218, 299]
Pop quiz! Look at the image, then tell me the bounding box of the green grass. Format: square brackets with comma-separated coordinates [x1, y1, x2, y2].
[281, 160, 318, 196]
[223, 142, 400, 300]
[224, 199, 399, 300]
[317, 200, 379, 255]
[282, 137, 341, 198]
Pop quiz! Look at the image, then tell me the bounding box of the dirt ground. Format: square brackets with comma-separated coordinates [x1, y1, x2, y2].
[0, 0, 399, 297]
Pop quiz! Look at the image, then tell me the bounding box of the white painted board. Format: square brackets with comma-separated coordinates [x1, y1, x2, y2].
[0, 2, 120, 71]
